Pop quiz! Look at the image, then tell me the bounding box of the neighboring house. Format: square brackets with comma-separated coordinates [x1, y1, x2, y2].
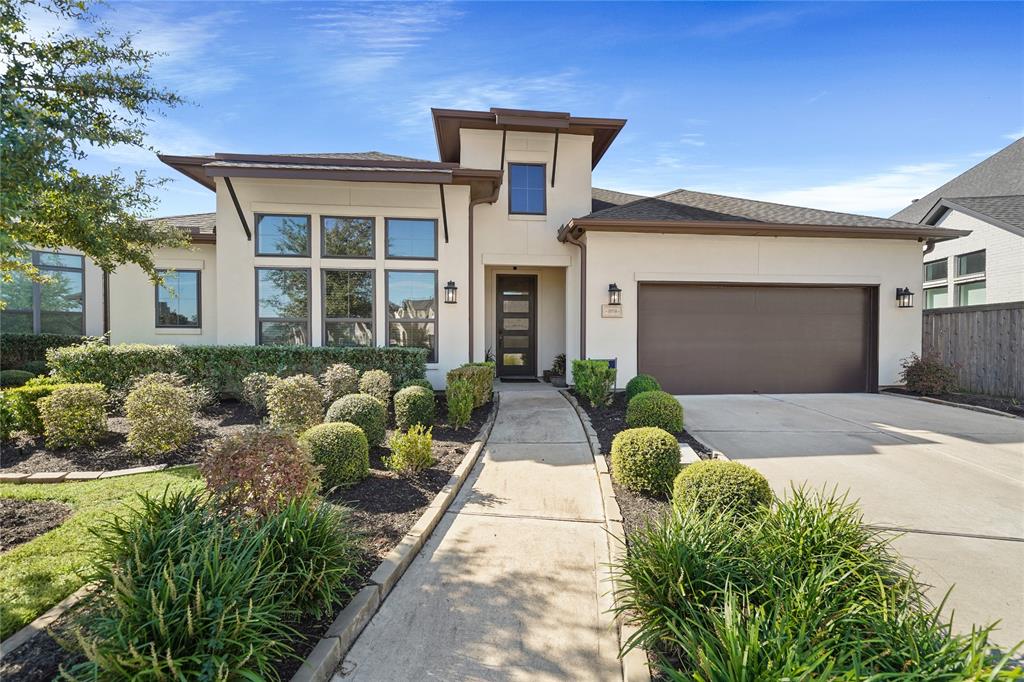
[1, 107, 967, 393]
[891, 138, 1024, 309]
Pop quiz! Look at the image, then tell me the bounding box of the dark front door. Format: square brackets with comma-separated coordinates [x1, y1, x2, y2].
[496, 274, 537, 377]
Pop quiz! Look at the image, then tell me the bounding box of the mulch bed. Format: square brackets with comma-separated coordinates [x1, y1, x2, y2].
[0, 499, 72, 552]
[0, 605, 86, 682]
[883, 387, 1024, 418]
[1, 401, 259, 474]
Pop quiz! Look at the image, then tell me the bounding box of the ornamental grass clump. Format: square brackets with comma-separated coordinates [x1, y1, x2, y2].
[241, 371, 281, 413]
[625, 373, 660, 402]
[37, 383, 108, 448]
[124, 381, 195, 455]
[394, 385, 435, 430]
[610, 427, 680, 495]
[625, 390, 683, 433]
[385, 424, 434, 475]
[673, 459, 773, 517]
[614, 488, 1021, 680]
[299, 421, 369, 489]
[321, 362, 360, 402]
[326, 393, 387, 447]
[446, 378, 474, 429]
[266, 374, 323, 433]
[358, 368, 392, 408]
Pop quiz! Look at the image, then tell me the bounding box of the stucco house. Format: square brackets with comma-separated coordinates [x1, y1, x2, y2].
[891, 138, 1024, 309]
[2, 107, 969, 393]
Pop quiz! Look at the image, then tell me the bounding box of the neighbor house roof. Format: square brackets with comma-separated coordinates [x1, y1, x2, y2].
[591, 187, 646, 212]
[890, 138, 1024, 224]
[146, 212, 217, 243]
[560, 188, 969, 242]
[923, 195, 1024, 237]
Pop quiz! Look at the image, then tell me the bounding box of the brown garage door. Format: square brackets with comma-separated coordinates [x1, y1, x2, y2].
[637, 284, 877, 394]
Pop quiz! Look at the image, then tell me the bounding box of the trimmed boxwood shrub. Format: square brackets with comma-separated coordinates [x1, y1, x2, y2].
[299, 422, 369, 489]
[446, 362, 493, 408]
[266, 374, 323, 434]
[125, 381, 195, 455]
[611, 427, 680, 495]
[241, 371, 281, 413]
[626, 373, 660, 401]
[626, 390, 683, 433]
[0, 393, 16, 442]
[673, 460, 773, 516]
[572, 359, 616, 407]
[0, 332, 85, 369]
[446, 378, 474, 429]
[321, 363, 360, 402]
[394, 385, 435, 430]
[5, 381, 103, 435]
[131, 372, 214, 411]
[358, 369, 392, 407]
[0, 369, 34, 387]
[38, 383, 108, 448]
[20, 360, 49, 376]
[400, 378, 434, 391]
[326, 394, 387, 447]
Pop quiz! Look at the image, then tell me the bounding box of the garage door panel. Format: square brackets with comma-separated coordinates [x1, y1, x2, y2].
[638, 284, 875, 395]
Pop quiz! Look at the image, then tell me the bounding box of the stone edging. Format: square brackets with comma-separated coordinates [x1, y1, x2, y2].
[0, 463, 172, 485]
[0, 583, 95, 658]
[560, 390, 652, 682]
[291, 394, 501, 682]
[882, 391, 1022, 420]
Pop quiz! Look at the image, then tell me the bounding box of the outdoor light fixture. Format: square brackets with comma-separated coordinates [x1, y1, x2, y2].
[608, 283, 622, 305]
[896, 287, 914, 308]
[444, 280, 458, 304]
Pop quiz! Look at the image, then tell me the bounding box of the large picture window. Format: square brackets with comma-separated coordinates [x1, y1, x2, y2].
[256, 268, 310, 345]
[322, 216, 375, 258]
[255, 214, 311, 256]
[386, 270, 437, 362]
[323, 269, 374, 347]
[155, 269, 201, 328]
[0, 251, 84, 334]
[508, 163, 546, 215]
[385, 219, 437, 259]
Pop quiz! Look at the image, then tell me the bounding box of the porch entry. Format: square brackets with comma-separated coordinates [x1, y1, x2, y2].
[496, 274, 537, 377]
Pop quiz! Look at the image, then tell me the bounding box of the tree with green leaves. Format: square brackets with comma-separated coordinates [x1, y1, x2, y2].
[1, 0, 189, 294]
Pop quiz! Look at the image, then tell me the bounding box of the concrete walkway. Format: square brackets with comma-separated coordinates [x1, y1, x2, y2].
[335, 390, 620, 681]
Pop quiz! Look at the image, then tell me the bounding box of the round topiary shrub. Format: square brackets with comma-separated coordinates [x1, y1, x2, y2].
[299, 422, 369, 489]
[241, 372, 281, 413]
[124, 381, 195, 455]
[0, 370, 34, 388]
[626, 390, 683, 433]
[37, 383, 108, 448]
[20, 361, 49, 377]
[358, 369, 392, 408]
[321, 363, 360, 403]
[672, 460, 773, 517]
[611, 427, 680, 495]
[326, 393, 387, 447]
[394, 385, 435, 430]
[267, 374, 324, 434]
[400, 378, 433, 391]
[626, 374, 661, 402]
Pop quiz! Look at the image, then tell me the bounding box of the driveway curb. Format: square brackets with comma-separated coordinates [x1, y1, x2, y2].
[883, 391, 1022, 420]
[291, 395, 500, 682]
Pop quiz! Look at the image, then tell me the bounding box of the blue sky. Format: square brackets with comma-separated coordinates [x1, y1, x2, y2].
[67, 1, 1023, 218]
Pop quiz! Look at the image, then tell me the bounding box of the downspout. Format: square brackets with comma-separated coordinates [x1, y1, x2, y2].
[923, 238, 936, 256]
[102, 269, 111, 342]
[562, 228, 586, 359]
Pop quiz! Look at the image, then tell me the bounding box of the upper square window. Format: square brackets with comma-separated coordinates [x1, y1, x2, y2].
[509, 163, 546, 215]
[322, 217, 375, 258]
[923, 259, 947, 282]
[0, 251, 84, 335]
[255, 214, 311, 256]
[155, 269, 201, 328]
[955, 250, 985, 277]
[385, 218, 437, 259]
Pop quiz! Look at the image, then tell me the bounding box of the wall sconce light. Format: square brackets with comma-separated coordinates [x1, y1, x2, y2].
[608, 283, 622, 306]
[896, 287, 914, 308]
[444, 280, 458, 304]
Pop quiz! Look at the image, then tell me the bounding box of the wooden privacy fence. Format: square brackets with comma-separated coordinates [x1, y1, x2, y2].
[922, 301, 1024, 399]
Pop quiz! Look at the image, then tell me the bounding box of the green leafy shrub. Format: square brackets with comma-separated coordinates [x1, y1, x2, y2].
[358, 368, 392, 408]
[37, 384, 108, 448]
[266, 374, 323, 433]
[673, 460, 772, 516]
[20, 360, 49, 376]
[394, 385, 435, 430]
[5, 381, 102, 435]
[299, 422, 369, 489]
[446, 378, 474, 429]
[321, 362, 360, 402]
[202, 427, 319, 516]
[326, 393, 387, 447]
[572, 359, 616, 407]
[241, 371, 281, 413]
[614, 489, 1016, 679]
[124, 381, 195, 455]
[131, 371, 214, 411]
[400, 378, 434, 391]
[446, 363, 493, 408]
[0, 332, 85, 369]
[626, 373, 660, 401]
[0, 393, 15, 441]
[385, 425, 434, 475]
[47, 341, 428, 398]
[611, 427, 680, 495]
[0, 369, 34, 387]
[899, 352, 958, 396]
[551, 353, 566, 377]
[626, 390, 683, 433]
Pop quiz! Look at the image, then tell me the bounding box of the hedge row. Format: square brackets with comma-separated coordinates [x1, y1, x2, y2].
[0, 333, 87, 369]
[47, 340, 428, 397]
[446, 362, 494, 408]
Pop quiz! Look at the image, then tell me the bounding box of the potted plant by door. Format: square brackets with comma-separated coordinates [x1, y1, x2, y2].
[550, 354, 567, 387]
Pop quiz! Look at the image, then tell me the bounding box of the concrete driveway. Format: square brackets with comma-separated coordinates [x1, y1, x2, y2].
[678, 393, 1024, 647]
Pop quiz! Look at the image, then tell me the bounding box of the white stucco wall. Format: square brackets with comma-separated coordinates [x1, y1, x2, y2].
[925, 210, 1024, 305]
[584, 232, 925, 388]
[483, 265, 566, 376]
[108, 244, 218, 345]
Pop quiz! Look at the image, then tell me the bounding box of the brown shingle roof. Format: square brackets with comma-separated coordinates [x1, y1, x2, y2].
[591, 187, 646, 213]
[147, 212, 216, 240]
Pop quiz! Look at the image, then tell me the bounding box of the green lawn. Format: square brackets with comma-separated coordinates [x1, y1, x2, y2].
[0, 468, 202, 639]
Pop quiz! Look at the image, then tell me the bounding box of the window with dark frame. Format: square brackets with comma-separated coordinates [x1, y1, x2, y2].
[955, 250, 985, 277]
[923, 259, 947, 282]
[255, 214, 311, 256]
[322, 216, 375, 258]
[256, 267, 310, 345]
[323, 269, 374, 347]
[0, 251, 84, 335]
[386, 270, 437, 362]
[508, 163, 546, 215]
[155, 269, 201, 328]
[385, 218, 437, 259]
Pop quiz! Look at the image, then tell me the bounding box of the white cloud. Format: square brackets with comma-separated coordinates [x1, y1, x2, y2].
[1004, 129, 1024, 140]
[86, 118, 223, 168]
[679, 133, 705, 147]
[686, 7, 813, 38]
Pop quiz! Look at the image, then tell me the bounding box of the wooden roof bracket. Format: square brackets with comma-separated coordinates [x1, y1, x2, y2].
[499, 128, 507, 173]
[224, 177, 252, 241]
[551, 129, 559, 188]
[439, 183, 449, 243]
